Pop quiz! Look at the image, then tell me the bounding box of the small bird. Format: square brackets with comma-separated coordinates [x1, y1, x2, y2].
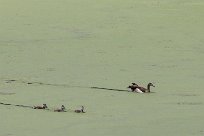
[75, 106, 85, 113]
[54, 105, 66, 112]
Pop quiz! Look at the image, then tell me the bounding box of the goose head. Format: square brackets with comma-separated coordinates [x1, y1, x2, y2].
[61, 105, 65, 111]
[81, 106, 85, 113]
[148, 83, 155, 87]
[43, 104, 48, 109]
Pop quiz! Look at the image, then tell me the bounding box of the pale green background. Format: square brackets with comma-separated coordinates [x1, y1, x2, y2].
[0, 0, 204, 136]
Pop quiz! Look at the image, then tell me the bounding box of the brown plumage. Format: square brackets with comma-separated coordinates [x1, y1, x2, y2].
[136, 83, 155, 93]
[127, 83, 139, 92]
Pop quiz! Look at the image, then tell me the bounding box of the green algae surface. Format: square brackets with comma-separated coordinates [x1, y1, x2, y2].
[1, 0, 204, 136]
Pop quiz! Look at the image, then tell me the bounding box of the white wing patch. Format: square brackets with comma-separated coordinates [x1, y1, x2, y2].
[135, 88, 144, 93]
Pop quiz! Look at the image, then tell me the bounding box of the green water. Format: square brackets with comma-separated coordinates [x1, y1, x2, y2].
[1, 0, 204, 136]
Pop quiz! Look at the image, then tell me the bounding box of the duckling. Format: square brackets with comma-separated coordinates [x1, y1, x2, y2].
[33, 104, 48, 109]
[136, 83, 155, 93]
[75, 106, 85, 113]
[54, 105, 66, 112]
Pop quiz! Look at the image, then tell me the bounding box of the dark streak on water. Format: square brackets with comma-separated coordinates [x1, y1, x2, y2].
[0, 102, 33, 108]
[0, 92, 15, 95]
[176, 102, 203, 105]
[4, 79, 132, 92]
[91, 87, 129, 92]
[172, 94, 198, 97]
[5, 79, 86, 88]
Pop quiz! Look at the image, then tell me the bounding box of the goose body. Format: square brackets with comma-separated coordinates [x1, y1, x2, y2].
[33, 104, 48, 109]
[135, 88, 144, 93]
[54, 105, 66, 112]
[128, 83, 155, 93]
[127, 83, 139, 92]
[75, 106, 85, 113]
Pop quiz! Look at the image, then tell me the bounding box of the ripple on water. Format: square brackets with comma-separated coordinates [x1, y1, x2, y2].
[0, 90, 15, 95]
[176, 102, 203, 105]
[172, 93, 198, 97]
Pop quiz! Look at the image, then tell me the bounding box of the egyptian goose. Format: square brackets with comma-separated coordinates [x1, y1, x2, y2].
[136, 83, 155, 93]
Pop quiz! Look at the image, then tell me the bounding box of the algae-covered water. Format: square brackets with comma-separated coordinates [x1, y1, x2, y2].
[1, 0, 204, 136]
